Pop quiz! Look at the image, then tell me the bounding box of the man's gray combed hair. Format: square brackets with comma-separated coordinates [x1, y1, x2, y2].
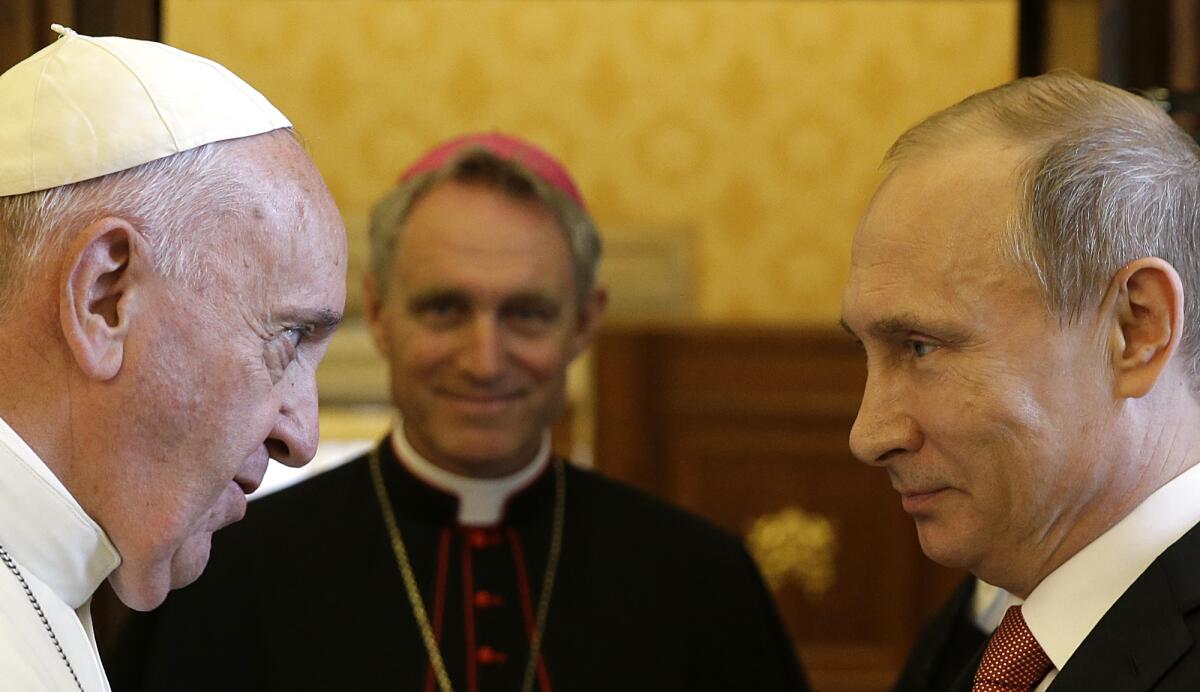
[368, 148, 603, 303]
[886, 70, 1200, 383]
[0, 130, 294, 316]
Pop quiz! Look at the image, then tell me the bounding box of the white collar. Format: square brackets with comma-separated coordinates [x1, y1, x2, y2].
[1022, 461, 1200, 672]
[390, 423, 552, 526]
[0, 416, 120, 608]
[971, 578, 1019, 633]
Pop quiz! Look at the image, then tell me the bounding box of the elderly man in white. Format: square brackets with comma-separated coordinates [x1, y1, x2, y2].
[0, 26, 346, 690]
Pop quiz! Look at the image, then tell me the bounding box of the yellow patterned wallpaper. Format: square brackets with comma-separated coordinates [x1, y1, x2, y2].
[165, 0, 1015, 324]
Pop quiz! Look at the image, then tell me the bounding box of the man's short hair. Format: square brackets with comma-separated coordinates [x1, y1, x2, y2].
[368, 148, 603, 302]
[886, 70, 1200, 383]
[0, 130, 298, 315]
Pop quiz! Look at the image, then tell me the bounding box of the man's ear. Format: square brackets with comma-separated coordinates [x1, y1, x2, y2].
[59, 217, 143, 381]
[1105, 257, 1185, 398]
[363, 272, 390, 357]
[571, 286, 608, 358]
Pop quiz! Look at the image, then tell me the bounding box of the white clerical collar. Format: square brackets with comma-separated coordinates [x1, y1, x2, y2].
[1022, 461, 1200, 676]
[0, 415, 120, 608]
[390, 422, 552, 526]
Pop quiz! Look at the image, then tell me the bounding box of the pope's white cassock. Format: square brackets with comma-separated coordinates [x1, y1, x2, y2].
[0, 417, 119, 691]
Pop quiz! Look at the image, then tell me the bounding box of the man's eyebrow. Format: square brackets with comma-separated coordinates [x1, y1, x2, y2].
[311, 309, 343, 332]
[870, 316, 927, 336]
[407, 287, 467, 306]
[502, 290, 560, 306]
[285, 308, 343, 333]
[842, 314, 970, 342]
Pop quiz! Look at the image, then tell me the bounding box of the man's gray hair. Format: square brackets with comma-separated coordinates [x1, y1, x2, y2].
[0, 129, 295, 316]
[886, 70, 1200, 382]
[369, 149, 602, 302]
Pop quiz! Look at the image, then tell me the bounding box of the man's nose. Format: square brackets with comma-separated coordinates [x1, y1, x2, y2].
[458, 315, 505, 382]
[849, 369, 921, 466]
[266, 369, 320, 468]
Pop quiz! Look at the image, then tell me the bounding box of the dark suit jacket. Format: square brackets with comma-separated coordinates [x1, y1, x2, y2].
[109, 441, 809, 692]
[892, 576, 988, 692]
[942, 520, 1200, 691]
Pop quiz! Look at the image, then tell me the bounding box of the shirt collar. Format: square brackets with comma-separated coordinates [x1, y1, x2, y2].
[0, 416, 120, 608]
[390, 422, 552, 526]
[971, 578, 1020, 633]
[1022, 461, 1200, 671]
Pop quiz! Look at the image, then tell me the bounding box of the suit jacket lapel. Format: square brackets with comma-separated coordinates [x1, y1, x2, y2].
[944, 522, 1200, 692]
[1047, 521, 1200, 691]
[896, 576, 986, 692]
[948, 642, 985, 692]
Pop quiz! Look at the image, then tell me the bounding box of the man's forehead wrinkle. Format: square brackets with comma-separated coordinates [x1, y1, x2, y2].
[847, 236, 950, 294]
[239, 301, 272, 339]
[853, 185, 1019, 302]
[845, 249, 986, 335]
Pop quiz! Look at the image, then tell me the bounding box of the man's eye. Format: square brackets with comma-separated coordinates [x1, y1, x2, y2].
[414, 298, 467, 322]
[503, 303, 559, 337]
[265, 327, 309, 382]
[284, 326, 308, 349]
[909, 340, 938, 357]
[510, 306, 554, 322]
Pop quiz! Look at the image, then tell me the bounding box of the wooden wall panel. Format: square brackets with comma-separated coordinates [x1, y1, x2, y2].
[0, 1, 36, 74]
[75, 0, 158, 41]
[1, 0, 156, 75]
[0, 0, 74, 74]
[593, 325, 966, 691]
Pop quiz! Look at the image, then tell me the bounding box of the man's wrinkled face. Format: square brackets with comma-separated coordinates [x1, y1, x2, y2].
[368, 180, 600, 479]
[840, 140, 1118, 588]
[105, 134, 347, 609]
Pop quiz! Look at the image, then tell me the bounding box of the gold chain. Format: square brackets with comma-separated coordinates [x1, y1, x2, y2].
[368, 449, 565, 692]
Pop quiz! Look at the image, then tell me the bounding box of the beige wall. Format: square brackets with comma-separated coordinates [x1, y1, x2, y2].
[165, 0, 1015, 325]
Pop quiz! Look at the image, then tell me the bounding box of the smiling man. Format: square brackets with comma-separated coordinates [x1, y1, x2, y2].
[112, 133, 808, 692]
[0, 27, 345, 692]
[842, 72, 1200, 691]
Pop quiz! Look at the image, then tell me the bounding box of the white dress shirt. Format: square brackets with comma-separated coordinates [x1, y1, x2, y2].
[0, 415, 119, 691]
[971, 578, 1019, 633]
[391, 422, 552, 526]
[1015, 462, 1200, 691]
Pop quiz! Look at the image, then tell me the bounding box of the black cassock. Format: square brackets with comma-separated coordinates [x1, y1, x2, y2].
[110, 439, 809, 692]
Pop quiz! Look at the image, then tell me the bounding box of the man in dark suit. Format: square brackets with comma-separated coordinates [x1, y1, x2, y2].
[109, 133, 809, 692]
[842, 71, 1200, 691]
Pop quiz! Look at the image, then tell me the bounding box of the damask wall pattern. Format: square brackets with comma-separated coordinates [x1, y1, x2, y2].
[165, 0, 1015, 324]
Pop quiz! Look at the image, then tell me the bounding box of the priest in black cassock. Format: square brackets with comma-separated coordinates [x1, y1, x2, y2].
[108, 133, 809, 692]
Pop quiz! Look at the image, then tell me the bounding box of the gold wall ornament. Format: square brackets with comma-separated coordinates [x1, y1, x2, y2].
[746, 506, 837, 598]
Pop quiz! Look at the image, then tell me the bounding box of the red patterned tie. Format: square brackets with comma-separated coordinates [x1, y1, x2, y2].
[973, 605, 1054, 691]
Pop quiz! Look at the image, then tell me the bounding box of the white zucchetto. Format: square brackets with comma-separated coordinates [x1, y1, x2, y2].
[0, 24, 290, 197]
